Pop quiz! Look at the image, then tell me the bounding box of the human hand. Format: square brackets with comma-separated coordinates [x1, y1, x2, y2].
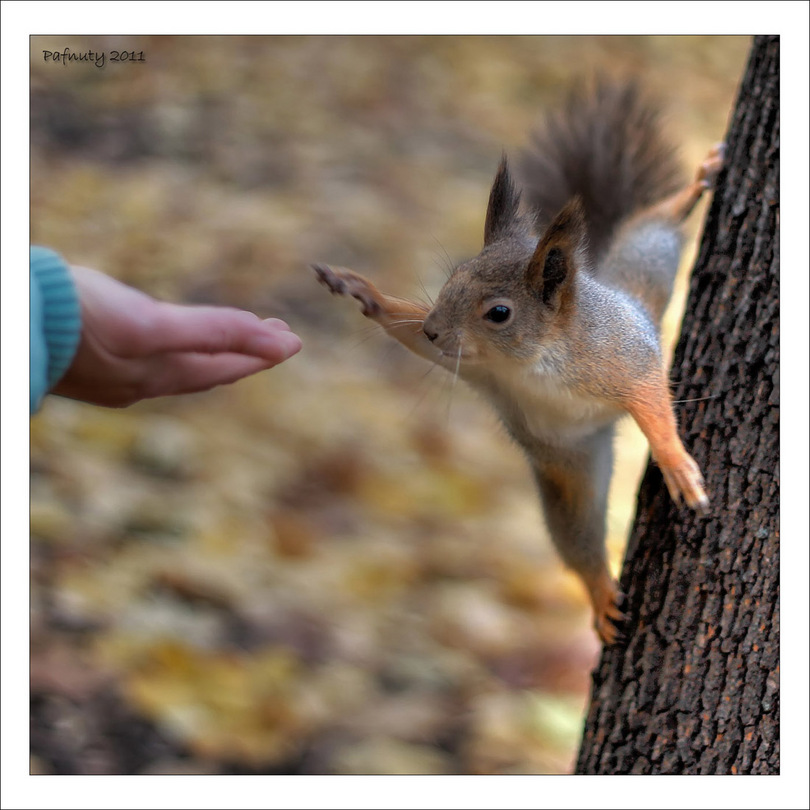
[52, 266, 302, 407]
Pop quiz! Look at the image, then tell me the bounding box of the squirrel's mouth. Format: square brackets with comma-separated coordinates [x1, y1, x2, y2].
[436, 345, 479, 364]
[425, 326, 479, 364]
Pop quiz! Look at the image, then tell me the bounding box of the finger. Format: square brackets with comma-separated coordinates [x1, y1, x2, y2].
[244, 319, 303, 361]
[147, 351, 292, 397]
[150, 303, 302, 360]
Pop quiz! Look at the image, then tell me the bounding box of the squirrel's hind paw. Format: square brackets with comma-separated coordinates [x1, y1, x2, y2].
[698, 143, 725, 190]
[585, 571, 627, 646]
[594, 603, 627, 646]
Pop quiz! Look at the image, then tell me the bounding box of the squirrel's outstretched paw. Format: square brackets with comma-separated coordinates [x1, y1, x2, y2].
[312, 263, 382, 318]
[661, 454, 710, 515]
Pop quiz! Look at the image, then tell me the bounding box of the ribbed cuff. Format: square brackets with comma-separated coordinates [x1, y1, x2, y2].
[30, 247, 82, 390]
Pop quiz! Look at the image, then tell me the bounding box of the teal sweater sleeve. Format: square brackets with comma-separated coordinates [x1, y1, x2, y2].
[30, 247, 82, 414]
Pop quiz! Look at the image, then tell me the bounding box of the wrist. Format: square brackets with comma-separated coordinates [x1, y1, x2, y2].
[30, 247, 82, 409]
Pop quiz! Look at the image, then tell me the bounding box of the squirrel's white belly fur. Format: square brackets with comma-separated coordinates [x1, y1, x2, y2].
[480, 360, 622, 445]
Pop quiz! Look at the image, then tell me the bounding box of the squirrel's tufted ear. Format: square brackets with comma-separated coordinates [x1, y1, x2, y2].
[484, 156, 523, 246]
[527, 197, 588, 309]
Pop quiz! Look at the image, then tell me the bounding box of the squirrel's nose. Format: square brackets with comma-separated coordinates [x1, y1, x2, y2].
[423, 325, 439, 342]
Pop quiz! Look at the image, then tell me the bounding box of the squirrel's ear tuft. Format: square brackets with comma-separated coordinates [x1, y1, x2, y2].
[527, 197, 587, 308]
[484, 156, 523, 246]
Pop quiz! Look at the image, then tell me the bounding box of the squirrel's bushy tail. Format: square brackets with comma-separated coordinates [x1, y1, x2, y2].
[518, 79, 683, 261]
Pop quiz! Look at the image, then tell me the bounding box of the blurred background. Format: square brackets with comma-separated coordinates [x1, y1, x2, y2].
[30, 35, 749, 775]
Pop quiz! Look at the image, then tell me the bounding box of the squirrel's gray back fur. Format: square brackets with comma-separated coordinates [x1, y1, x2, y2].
[517, 80, 683, 262]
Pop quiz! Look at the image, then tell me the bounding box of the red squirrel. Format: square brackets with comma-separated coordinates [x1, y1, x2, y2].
[313, 81, 722, 644]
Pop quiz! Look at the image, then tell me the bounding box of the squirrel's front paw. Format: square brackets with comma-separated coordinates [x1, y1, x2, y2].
[312, 263, 382, 318]
[660, 453, 709, 515]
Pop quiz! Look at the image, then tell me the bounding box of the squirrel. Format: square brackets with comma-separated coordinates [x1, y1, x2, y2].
[312, 80, 723, 644]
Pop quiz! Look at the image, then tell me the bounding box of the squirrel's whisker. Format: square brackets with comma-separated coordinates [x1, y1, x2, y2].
[672, 395, 719, 404]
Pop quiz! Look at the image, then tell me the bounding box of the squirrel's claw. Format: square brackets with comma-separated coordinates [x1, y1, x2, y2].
[660, 455, 710, 515]
[312, 263, 382, 318]
[598, 593, 628, 645]
[312, 263, 346, 294]
[595, 612, 626, 646]
[587, 573, 627, 645]
[698, 143, 725, 190]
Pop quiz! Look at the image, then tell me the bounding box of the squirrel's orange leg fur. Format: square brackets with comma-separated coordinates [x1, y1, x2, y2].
[619, 145, 719, 512]
[644, 143, 725, 224]
[624, 377, 709, 513]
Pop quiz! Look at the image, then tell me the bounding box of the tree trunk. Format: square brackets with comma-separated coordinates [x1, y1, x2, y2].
[576, 35, 779, 775]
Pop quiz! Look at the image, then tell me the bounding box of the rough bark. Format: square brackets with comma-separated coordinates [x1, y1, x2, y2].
[576, 35, 779, 775]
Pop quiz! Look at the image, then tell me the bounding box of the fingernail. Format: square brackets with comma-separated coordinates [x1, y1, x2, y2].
[277, 331, 302, 359]
[263, 318, 292, 332]
[248, 330, 302, 360]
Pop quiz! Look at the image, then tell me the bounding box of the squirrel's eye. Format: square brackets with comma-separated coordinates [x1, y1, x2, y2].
[485, 305, 512, 324]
